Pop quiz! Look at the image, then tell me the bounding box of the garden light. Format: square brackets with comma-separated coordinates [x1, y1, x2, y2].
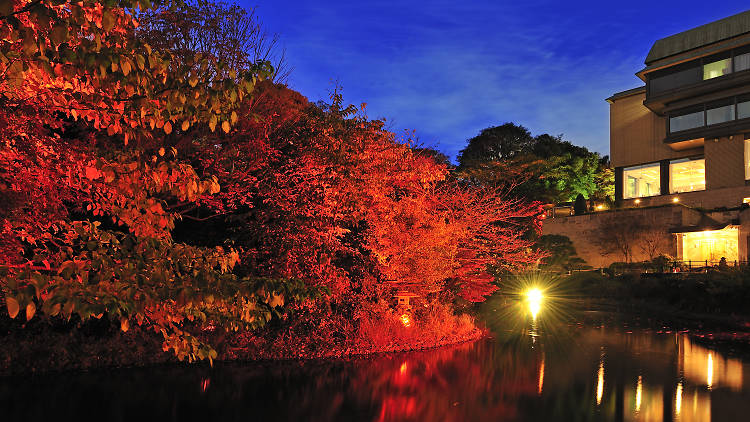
[400, 313, 413, 328]
[526, 288, 543, 320]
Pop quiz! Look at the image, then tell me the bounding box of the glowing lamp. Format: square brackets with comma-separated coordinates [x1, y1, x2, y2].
[634, 199, 641, 205]
[400, 313, 413, 328]
[673, 197, 679, 203]
[595, 204, 604, 210]
[526, 288, 543, 320]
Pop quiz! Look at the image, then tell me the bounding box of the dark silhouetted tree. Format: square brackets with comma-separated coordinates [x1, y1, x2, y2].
[536, 235, 589, 272]
[574, 194, 587, 215]
[457, 123, 533, 168]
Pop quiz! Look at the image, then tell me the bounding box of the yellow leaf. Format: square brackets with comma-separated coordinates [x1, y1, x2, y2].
[102, 11, 115, 32]
[121, 58, 131, 76]
[164, 121, 172, 134]
[209, 116, 217, 132]
[181, 120, 189, 131]
[26, 302, 36, 321]
[221, 120, 230, 133]
[231, 111, 238, 124]
[6, 297, 19, 319]
[121, 317, 129, 332]
[158, 147, 165, 156]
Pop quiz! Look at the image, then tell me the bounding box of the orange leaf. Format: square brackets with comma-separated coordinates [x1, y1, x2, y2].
[85, 166, 100, 180]
[6, 297, 19, 319]
[26, 302, 36, 321]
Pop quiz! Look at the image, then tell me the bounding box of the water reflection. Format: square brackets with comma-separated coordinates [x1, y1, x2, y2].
[679, 336, 742, 391]
[2, 304, 750, 421]
[597, 349, 605, 406]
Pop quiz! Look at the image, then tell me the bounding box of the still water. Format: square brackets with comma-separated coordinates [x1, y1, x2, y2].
[3, 298, 750, 421]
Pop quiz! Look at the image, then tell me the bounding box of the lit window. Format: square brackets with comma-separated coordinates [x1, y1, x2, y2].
[745, 139, 750, 180]
[670, 110, 704, 132]
[623, 163, 660, 199]
[706, 103, 734, 125]
[704, 58, 732, 80]
[669, 158, 705, 193]
[681, 227, 738, 263]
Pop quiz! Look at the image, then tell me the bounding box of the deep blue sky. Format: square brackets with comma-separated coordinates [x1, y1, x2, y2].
[242, 1, 749, 161]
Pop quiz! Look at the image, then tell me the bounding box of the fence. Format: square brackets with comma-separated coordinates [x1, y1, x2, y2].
[669, 259, 748, 271]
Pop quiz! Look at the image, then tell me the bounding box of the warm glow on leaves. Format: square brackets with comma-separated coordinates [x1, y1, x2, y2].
[0, 1, 540, 363]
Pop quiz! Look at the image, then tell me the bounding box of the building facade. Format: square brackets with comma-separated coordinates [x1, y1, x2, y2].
[545, 11, 750, 267]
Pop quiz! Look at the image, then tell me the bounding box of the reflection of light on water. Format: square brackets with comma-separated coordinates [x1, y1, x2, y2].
[399, 362, 407, 375]
[596, 350, 605, 405]
[635, 375, 642, 412]
[200, 378, 210, 393]
[675, 381, 683, 416]
[680, 335, 742, 391]
[538, 358, 545, 395]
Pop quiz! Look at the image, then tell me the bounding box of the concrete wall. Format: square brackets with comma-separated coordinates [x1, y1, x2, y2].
[705, 135, 745, 190]
[542, 205, 706, 268]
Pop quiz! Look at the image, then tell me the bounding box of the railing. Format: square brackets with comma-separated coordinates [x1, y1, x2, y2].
[668, 259, 748, 271]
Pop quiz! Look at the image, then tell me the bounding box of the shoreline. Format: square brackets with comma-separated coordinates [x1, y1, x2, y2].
[5, 297, 750, 377]
[0, 320, 486, 377]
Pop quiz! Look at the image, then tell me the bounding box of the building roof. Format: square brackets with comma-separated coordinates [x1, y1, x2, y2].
[605, 86, 645, 103]
[645, 10, 750, 64]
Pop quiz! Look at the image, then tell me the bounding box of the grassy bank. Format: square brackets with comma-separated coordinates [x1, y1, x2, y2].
[0, 300, 483, 376]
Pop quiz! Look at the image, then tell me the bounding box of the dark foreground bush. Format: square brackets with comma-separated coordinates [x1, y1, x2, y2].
[565, 267, 750, 315]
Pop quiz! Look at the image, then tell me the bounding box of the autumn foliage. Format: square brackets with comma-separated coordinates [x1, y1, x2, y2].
[0, 0, 543, 363]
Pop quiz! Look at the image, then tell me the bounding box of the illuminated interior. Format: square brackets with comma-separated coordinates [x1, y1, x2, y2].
[623, 163, 660, 199]
[744, 139, 750, 180]
[680, 226, 738, 263]
[669, 158, 705, 193]
[704, 58, 731, 79]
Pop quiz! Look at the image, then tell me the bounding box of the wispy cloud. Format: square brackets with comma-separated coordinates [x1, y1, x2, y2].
[249, 0, 750, 160]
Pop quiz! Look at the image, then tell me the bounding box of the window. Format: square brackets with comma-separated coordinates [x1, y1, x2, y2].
[704, 57, 732, 80]
[738, 101, 750, 120]
[669, 157, 705, 193]
[670, 109, 704, 132]
[706, 101, 734, 125]
[681, 227, 738, 263]
[735, 52, 750, 72]
[623, 163, 660, 199]
[745, 139, 750, 180]
[649, 62, 702, 94]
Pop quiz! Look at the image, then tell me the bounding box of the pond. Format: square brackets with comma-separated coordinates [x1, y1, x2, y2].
[3, 295, 750, 421]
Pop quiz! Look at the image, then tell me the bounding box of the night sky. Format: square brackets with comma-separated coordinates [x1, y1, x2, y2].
[242, 1, 749, 161]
